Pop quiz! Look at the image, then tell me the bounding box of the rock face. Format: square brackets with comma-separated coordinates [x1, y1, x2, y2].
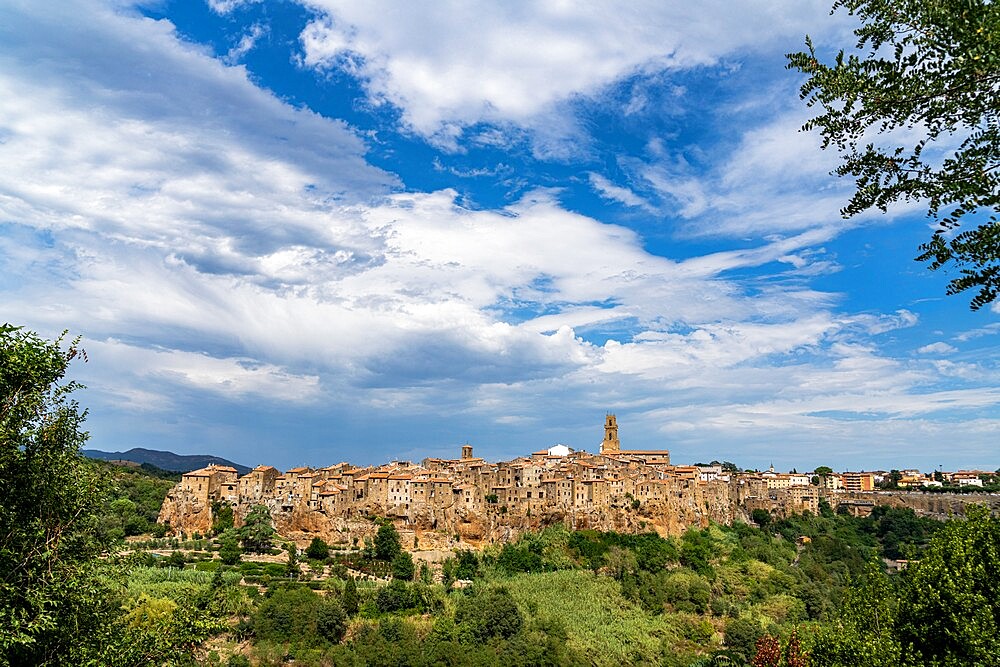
[159, 480, 738, 548]
[158, 491, 214, 536]
[828, 491, 1000, 519]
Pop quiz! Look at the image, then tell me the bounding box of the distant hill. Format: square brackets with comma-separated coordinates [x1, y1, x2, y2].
[81, 447, 250, 475]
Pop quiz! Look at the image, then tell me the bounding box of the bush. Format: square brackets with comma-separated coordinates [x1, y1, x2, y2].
[375, 580, 413, 613]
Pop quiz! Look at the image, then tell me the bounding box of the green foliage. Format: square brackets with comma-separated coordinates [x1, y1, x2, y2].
[788, 0, 1000, 309]
[342, 577, 359, 615]
[0, 325, 124, 664]
[751, 509, 771, 528]
[218, 530, 242, 565]
[895, 505, 1000, 666]
[239, 505, 275, 554]
[725, 616, 764, 662]
[375, 522, 402, 561]
[315, 598, 347, 643]
[454, 549, 480, 580]
[391, 551, 415, 581]
[455, 587, 523, 642]
[375, 579, 416, 613]
[503, 569, 675, 664]
[305, 536, 329, 561]
[211, 502, 234, 535]
[680, 529, 716, 578]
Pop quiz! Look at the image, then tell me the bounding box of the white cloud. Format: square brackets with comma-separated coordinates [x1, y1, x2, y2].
[917, 341, 957, 355]
[588, 173, 654, 211]
[83, 338, 322, 406]
[224, 22, 267, 65]
[207, 0, 260, 14]
[2, 1, 997, 468]
[295, 1, 852, 145]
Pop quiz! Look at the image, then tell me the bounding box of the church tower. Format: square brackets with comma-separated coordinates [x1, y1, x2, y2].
[461, 444, 474, 460]
[600, 413, 620, 454]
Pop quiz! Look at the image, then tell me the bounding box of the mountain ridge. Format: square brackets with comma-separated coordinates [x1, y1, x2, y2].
[82, 447, 250, 475]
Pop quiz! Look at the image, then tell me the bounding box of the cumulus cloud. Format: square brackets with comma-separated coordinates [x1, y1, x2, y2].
[295, 1, 852, 146]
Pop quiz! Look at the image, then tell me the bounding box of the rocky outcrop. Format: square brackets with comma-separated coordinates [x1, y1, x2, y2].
[828, 491, 1000, 519]
[158, 491, 214, 536]
[159, 479, 738, 548]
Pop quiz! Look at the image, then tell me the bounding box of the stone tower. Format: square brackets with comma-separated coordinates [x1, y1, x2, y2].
[600, 413, 620, 454]
[461, 444, 474, 460]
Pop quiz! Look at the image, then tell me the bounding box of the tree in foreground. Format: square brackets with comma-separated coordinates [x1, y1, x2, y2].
[788, 0, 1000, 309]
[895, 504, 1000, 665]
[0, 325, 116, 663]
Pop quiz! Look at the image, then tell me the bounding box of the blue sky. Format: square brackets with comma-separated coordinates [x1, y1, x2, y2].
[1, 0, 998, 472]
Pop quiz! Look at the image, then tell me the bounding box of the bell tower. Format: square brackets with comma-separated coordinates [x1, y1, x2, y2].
[461, 444, 474, 460]
[600, 413, 620, 454]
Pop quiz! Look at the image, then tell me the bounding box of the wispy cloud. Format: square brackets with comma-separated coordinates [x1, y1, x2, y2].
[588, 173, 654, 211]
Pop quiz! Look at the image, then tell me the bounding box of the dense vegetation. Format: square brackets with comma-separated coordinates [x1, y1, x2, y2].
[107, 500, 993, 666]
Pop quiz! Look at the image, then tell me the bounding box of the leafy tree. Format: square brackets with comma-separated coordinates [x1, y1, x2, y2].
[316, 598, 347, 643]
[895, 504, 1000, 665]
[391, 551, 415, 581]
[374, 522, 402, 561]
[253, 586, 322, 644]
[218, 530, 242, 565]
[285, 543, 299, 579]
[305, 536, 329, 561]
[342, 577, 359, 615]
[808, 558, 902, 666]
[211, 502, 234, 535]
[788, 0, 1000, 309]
[454, 550, 480, 580]
[455, 587, 523, 642]
[376, 579, 413, 613]
[815, 466, 834, 476]
[238, 505, 275, 554]
[752, 509, 772, 528]
[725, 616, 764, 662]
[0, 325, 118, 663]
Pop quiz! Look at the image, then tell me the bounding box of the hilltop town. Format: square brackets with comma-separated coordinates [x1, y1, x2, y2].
[158, 415, 1000, 548]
